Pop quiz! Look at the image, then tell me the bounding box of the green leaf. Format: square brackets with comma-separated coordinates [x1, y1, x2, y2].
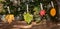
[33, 7, 41, 23]
[23, 12, 33, 24]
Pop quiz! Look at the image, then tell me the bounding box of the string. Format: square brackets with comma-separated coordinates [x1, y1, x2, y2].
[40, 3, 43, 10]
[7, 6, 10, 14]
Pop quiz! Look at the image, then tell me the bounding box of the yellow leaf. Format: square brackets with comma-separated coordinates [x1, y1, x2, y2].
[5, 14, 14, 24]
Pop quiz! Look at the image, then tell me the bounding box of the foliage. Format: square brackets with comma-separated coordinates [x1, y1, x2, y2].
[5, 14, 14, 24]
[50, 8, 56, 17]
[23, 12, 33, 24]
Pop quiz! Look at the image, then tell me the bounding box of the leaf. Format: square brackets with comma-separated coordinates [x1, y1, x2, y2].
[50, 8, 56, 17]
[23, 12, 33, 24]
[39, 10, 46, 16]
[33, 7, 41, 23]
[5, 14, 14, 24]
